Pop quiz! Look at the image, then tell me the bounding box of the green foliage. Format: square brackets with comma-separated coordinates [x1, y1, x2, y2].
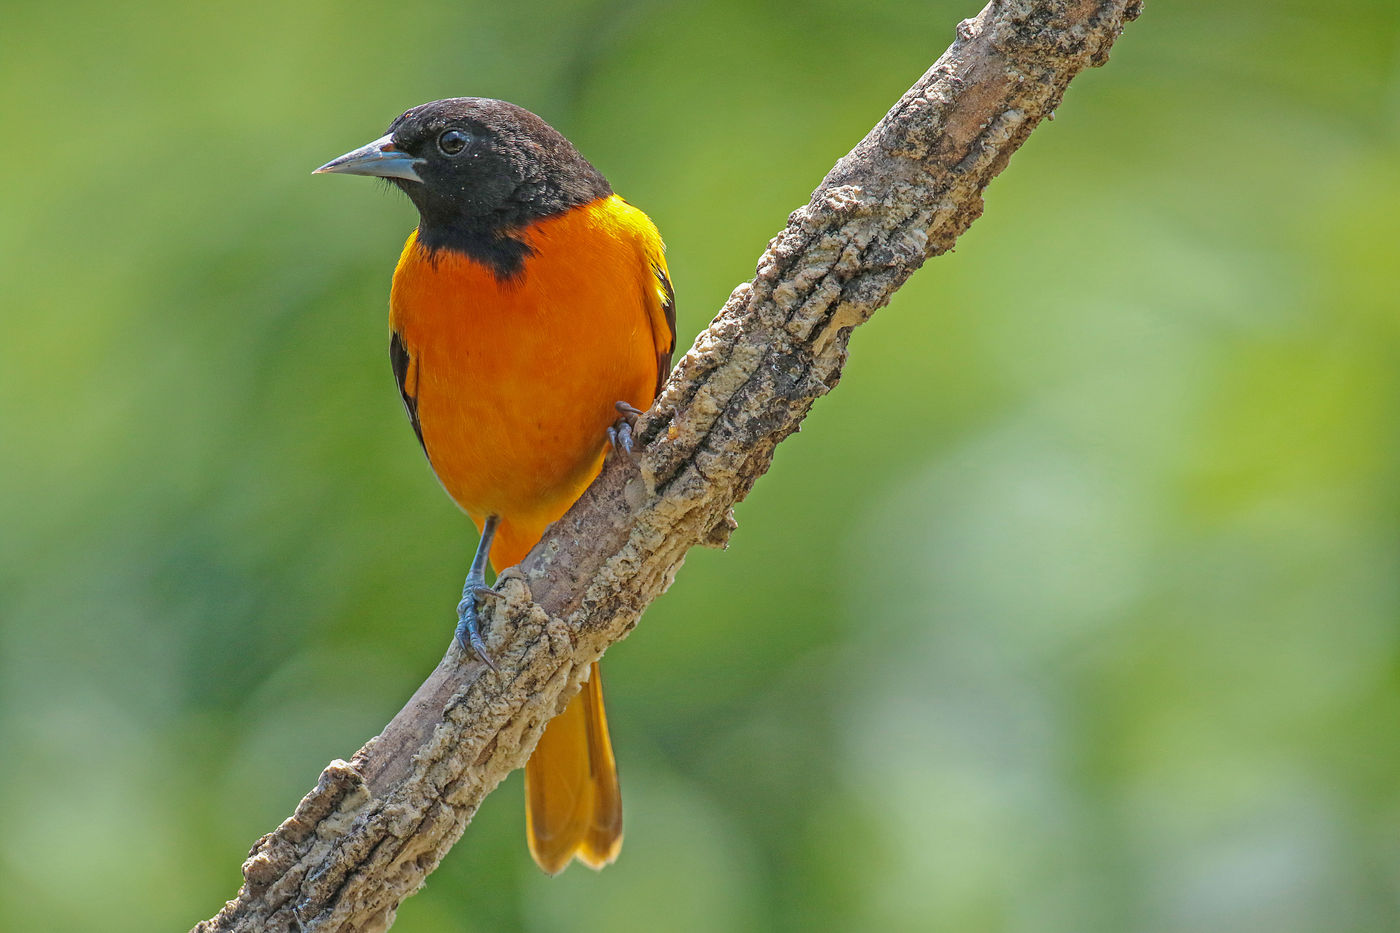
[2, 1, 1398, 930]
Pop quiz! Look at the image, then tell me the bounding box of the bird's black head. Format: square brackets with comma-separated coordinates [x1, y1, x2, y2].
[316, 98, 612, 276]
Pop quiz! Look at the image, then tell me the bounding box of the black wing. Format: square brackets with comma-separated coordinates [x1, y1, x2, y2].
[389, 330, 428, 459]
[652, 264, 677, 399]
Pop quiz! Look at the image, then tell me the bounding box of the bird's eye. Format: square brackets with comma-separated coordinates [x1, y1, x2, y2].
[437, 129, 470, 155]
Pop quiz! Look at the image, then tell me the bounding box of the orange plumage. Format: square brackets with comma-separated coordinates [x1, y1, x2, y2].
[389, 195, 671, 567]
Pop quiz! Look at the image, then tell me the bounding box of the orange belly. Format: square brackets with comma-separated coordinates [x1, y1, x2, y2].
[389, 194, 666, 568]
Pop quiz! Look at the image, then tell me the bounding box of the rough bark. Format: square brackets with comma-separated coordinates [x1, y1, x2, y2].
[196, 2, 1142, 929]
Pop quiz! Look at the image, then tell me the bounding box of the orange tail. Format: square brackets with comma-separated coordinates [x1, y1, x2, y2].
[524, 661, 623, 874]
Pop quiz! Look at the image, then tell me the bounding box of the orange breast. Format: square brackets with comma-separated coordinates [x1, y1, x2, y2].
[389, 194, 668, 567]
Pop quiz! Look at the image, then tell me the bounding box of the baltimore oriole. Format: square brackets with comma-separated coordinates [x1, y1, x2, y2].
[315, 98, 675, 874]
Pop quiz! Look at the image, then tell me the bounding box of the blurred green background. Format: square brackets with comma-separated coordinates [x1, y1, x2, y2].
[3, 0, 1399, 930]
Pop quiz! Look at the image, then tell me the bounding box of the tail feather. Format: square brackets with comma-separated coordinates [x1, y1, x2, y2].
[524, 662, 623, 874]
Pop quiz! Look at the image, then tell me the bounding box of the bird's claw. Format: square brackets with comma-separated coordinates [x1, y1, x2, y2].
[606, 422, 633, 456]
[607, 400, 645, 457]
[455, 591, 499, 672]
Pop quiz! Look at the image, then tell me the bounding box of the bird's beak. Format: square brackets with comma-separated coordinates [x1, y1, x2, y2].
[313, 134, 423, 182]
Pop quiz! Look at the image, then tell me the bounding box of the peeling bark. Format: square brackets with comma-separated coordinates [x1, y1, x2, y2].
[196, 2, 1142, 929]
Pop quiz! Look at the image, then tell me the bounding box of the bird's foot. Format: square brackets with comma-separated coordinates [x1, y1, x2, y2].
[456, 584, 501, 672]
[606, 401, 645, 457]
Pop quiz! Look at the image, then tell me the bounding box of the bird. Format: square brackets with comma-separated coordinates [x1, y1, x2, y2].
[314, 98, 675, 874]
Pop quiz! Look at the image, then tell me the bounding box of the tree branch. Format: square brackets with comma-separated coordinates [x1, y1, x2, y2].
[196, 2, 1141, 929]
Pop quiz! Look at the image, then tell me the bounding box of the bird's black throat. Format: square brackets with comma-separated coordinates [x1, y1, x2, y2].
[411, 210, 538, 280]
